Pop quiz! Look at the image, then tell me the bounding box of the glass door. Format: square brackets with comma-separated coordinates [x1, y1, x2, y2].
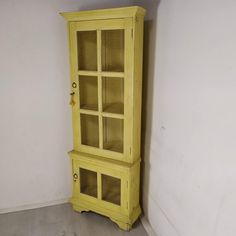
[69, 19, 133, 161]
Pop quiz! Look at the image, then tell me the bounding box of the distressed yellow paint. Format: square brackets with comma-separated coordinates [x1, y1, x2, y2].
[61, 6, 145, 231]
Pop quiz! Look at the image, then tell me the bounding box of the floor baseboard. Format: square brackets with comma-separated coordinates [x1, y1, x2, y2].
[140, 216, 157, 236]
[0, 198, 69, 214]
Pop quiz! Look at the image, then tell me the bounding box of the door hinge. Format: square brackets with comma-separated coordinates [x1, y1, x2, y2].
[127, 202, 129, 209]
[131, 29, 133, 39]
[130, 147, 131, 155]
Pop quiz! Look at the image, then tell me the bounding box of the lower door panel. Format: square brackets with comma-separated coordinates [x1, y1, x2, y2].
[71, 151, 129, 215]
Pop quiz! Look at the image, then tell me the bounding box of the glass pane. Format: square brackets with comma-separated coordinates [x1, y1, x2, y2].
[101, 30, 124, 72]
[103, 117, 123, 153]
[77, 31, 97, 71]
[79, 76, 98, 110]
[102, 174, 121, 205]
[102, 77, 124, 114]
[81, 114, 99, 147]
[80, 168, 97, 198]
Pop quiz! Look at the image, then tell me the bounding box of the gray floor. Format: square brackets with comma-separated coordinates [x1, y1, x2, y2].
[0, 203, 147, 236]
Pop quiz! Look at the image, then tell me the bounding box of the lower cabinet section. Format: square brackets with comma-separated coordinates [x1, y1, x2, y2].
[69, 150, 141, 231]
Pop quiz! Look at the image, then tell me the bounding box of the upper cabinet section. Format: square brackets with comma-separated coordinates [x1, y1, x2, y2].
[61, 7, 145, 163]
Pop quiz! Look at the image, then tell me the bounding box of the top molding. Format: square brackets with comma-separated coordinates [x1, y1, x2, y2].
[60, 6, 146, 22]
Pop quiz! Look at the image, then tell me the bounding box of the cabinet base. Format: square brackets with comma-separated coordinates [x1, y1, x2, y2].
[70, 198, 141, 231]
[72, 204, 89, 213]
[109, 218, 132, 231]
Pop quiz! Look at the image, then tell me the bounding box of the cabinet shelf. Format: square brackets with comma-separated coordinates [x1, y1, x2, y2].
[103, 140, 123, 153]
[80, 104, 98, 111]
[80, 109, 124, 119]
[78, 70, 124, 78]
[103, 102, 123, 114]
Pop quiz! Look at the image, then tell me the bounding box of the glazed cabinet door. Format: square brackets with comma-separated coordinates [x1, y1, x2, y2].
[72, 159, 129, 214]
[69, 18, 133, 162]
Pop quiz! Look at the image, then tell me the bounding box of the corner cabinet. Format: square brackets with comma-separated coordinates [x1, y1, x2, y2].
[60, 6, 145, 231]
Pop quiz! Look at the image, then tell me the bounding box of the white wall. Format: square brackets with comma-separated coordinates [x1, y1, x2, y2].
[136, 0, 236, 235]
[0, 0, 132, 211]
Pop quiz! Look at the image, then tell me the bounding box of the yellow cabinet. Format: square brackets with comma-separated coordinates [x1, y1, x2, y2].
[61, 6, 145, 230]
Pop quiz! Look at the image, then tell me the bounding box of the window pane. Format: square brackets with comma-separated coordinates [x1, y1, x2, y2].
[80, 168, 97, 198]
[102, 174, 121, 205]
[102, 30, 124, 72]
[103, 117, 123, 153]
[81, 114, 99, 147]
[79, 76, 98, 111]
[77, 31, 97, 71]
[102, 77, 124, 114]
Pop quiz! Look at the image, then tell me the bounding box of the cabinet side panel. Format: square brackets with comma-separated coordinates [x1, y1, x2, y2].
[129, 162, 141, 216]
[132, 16, 144, 161]
[124, 18, 134, 162]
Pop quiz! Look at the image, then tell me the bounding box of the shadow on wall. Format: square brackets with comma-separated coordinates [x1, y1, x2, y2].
[138, 0, 160, 218]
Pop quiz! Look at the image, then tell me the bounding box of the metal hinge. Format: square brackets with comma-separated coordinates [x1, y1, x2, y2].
[130, 147, 132, 155]
[127, 202, 129, 209]
[131, 29, 133, 39]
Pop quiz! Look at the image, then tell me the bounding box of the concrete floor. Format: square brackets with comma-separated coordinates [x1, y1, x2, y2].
[0, 203, 148, 236]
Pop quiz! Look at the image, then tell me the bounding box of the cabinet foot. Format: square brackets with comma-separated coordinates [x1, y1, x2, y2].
[70, 200, 141, 231]
[110, 218, 132, 231]
[72, 204, 89, 213]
